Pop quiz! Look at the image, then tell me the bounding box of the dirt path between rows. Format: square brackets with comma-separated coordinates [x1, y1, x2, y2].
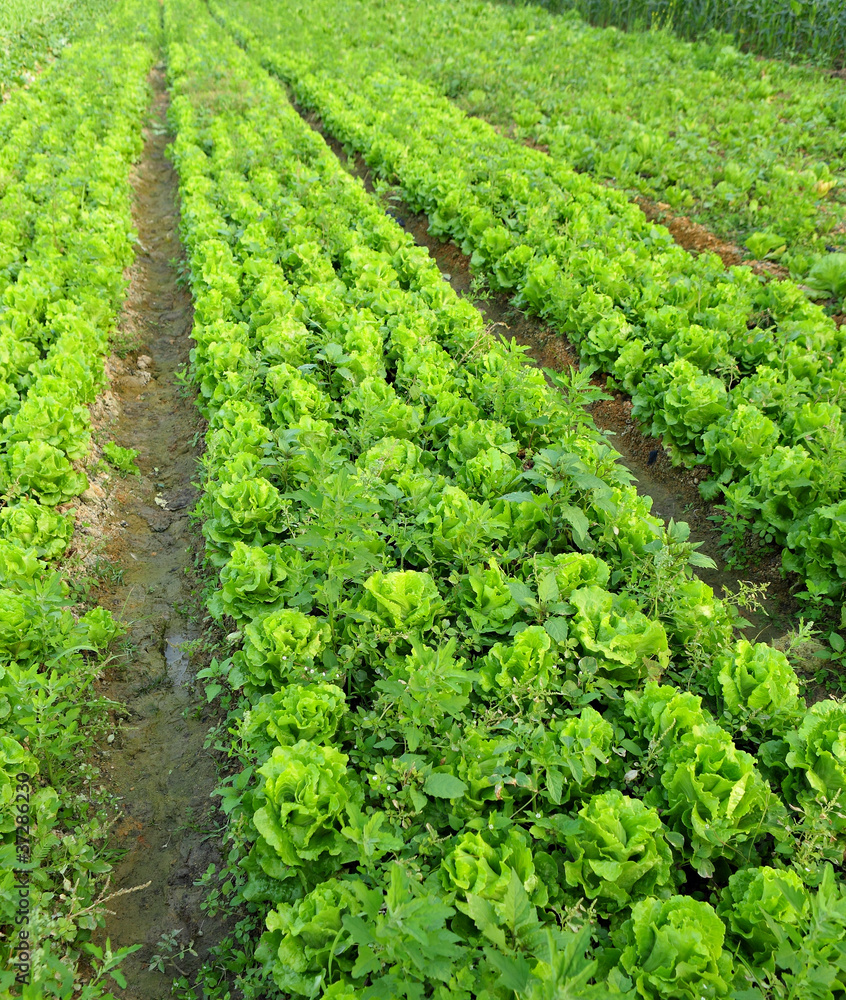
[73, 63, 225, 997]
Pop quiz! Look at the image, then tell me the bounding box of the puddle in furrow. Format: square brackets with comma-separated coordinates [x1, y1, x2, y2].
[71, 61, 230, 998]
[165, 627, 196, 688]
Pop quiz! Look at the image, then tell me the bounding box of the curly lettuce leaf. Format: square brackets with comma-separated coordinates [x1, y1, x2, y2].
[564, 789, 674, 912]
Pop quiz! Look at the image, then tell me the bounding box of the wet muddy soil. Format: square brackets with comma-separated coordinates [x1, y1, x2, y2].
[73, 64, 225, 996]
[299, 110, 800, 639]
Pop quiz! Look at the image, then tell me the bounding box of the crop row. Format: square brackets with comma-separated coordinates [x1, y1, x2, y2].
[0, 1, 158, 993]
[211, 0, 846, 601]
[167, 1, 846, 996]
[216, 0, 846, 278]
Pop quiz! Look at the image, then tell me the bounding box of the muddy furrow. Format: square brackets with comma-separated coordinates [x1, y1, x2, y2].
[77, 64, 224, 997]
[293, 108, 799, 639]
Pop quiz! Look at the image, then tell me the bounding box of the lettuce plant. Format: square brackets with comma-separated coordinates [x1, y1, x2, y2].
[717, 865, 809, 968]
[343, 376, 422, 449]
[210, 541, 318, 621]
[569, 586, 670, 685]
[252, 740, 361, 867]
[3, 439, 88, 505]
[455, 560, 519, 637]
[563, 789, 674, 912]
[456, 446, 520, 500]
[784, 500, 846, 600]
[747, 864, 846, 997]
[658, 724, 784, 874]
[633, 359, 729, 462]
[211, 541, 288, 620]
[77, 607, 122, 648]
[496, 490, 553, 550]
[101, 441, 139, 475]
[785, 400, 842, 449]
[702, 404, 779, 483]
[441, 418, 517, 471]
[746, 444, 822, 538]
[6, 386, 92, 461]
[0, 577, 119, 666]
[614, 895, 733, 999]
[804, 252, 846, 304]
[0, 542, 41, 590]
[664, 578, 733, 656]
[437, 729, 510, 816]
[0, 736, 38, 834]
[662, 323, 732, 374]
[203, 476, 285, 562]
[265, 361, 334, 425]
[357, 436, 430, 482]
[477, 625, 557, 697]
[204, 399, 272, 466]
[785, 699, 846, 830]
[243, 683, 348, 761]
[233, 609, 328, 689]
[0, 499, 74, 558]
[257, 877, 361, 994]
[420, 485, 508, 567]
[359, 570, 445, 633]
[623, 682, 711, 765]
[712, 639, 803, 737]
[745, 231, 786, 260]
[529, 552, 610, 597]
[441, 826, 548, 913]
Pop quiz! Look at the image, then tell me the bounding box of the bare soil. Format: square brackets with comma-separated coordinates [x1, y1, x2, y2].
[73, 64, 227, 996]
[633, 196, 790, 280]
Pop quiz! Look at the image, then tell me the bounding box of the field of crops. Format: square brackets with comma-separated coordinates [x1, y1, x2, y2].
[219, 0, 846, 277]
[2, 0, 846, 998]
[0, 0, 115, 100]
[215, 0, 846, 602]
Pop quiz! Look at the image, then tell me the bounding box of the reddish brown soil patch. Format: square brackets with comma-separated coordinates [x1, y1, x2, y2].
[635, 197, 790, 279]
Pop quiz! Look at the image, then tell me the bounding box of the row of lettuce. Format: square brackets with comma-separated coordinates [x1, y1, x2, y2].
[0, 1, 159, 994]
[212, 0, 846, 602]
[0, 0, 115, 102]
[209, 0, 846, 279]
[166, 1, 846, 996]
